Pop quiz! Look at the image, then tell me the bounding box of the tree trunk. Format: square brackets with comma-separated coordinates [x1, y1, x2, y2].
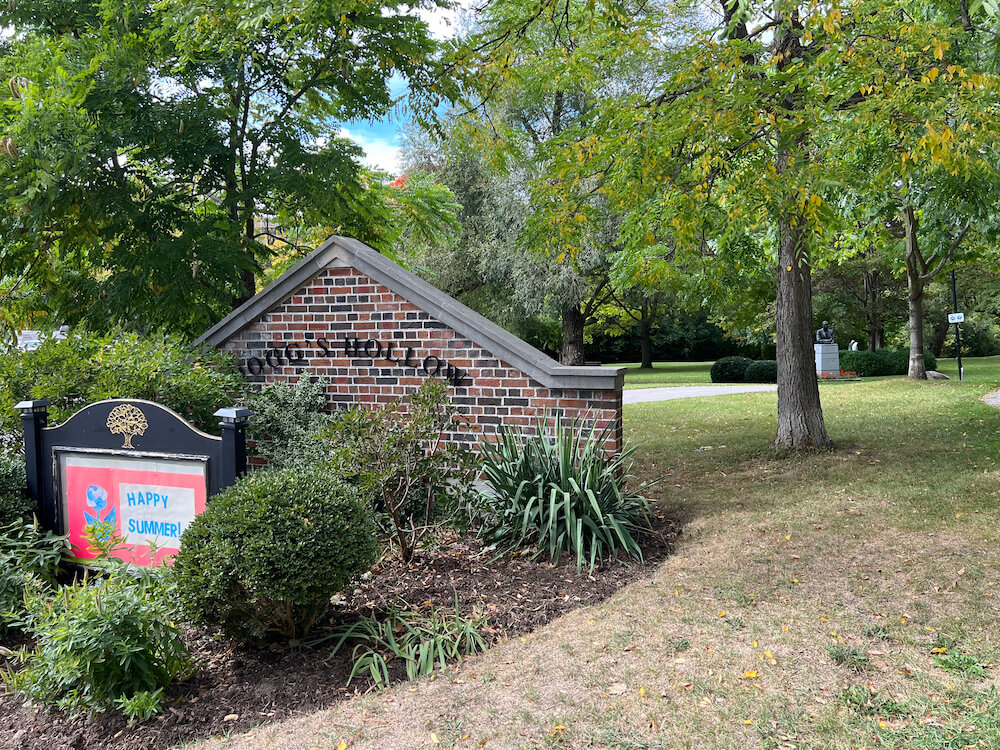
[771, 15, 831, 451]
[863, 270, 884, 352]
[560, 305, 586, 365]
[903, 206, 927, 380]
[928, 319, 950, 358]
[639, 302, 653, 369]
[774, 214, 832, 450]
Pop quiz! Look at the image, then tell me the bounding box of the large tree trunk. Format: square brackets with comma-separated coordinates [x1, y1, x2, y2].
[774, 215, 832, 450]
[561, 305, 586, 365]
[903, 206, 927, 380]
[771, 15, 831, 451]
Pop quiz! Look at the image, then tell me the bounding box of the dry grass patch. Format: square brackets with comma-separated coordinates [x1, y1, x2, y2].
[186, 379, 1000, 750]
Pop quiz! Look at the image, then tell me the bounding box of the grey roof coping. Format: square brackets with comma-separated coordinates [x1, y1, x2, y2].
[195, 236, 624, 392]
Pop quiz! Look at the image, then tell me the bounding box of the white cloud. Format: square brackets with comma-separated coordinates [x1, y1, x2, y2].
[419, 0, 475, 40]
[340, 127, 401, 175]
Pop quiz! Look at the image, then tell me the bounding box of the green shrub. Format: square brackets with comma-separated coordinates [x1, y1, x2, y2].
[325, 606, 487, 688]
[710, 356, 752, 383]
[0, 329, 242, 438]
[4, 535, 190, 719]
[172, 468, 378, 642]
[839, 348, 937, 377]
[744, 359, 777, 383]
[480, 415, 651, 574]
[0, 522, 67, 639]
[0, 457, 33, 525]
[242, 377, 335, 470]
[325, 380, 477, 561]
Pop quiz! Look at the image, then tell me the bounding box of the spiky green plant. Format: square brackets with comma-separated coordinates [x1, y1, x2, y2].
[325, 605, 487, 688]
[479, 414, 652, 573]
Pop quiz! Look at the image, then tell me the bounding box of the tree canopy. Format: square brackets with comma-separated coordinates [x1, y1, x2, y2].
[0, 0, 453, 336]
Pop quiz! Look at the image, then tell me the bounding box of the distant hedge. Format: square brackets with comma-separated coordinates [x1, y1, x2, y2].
[744, 360, 777, 383]
[839, 348, 937, 377]
[710, 356, 753, 383]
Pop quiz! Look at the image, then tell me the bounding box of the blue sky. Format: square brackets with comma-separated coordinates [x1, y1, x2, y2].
[341, 74, 412, 175]
[341, 4, 464, 175]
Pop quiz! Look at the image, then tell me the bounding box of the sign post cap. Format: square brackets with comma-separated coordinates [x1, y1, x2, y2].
[214, 407, 252, 423]
[15, 399, 50, 413]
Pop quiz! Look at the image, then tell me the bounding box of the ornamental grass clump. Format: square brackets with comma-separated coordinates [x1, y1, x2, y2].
[480, 415, 652, 573]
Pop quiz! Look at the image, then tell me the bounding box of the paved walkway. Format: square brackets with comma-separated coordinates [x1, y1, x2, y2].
[623, 384, 777, 404]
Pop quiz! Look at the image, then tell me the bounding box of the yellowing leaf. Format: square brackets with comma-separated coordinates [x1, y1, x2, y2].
[741, 670, 760, 679]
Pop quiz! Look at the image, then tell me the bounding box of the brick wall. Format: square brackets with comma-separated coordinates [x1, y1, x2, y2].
[218, 266, 622, 452]
[198, 237, 624, 455]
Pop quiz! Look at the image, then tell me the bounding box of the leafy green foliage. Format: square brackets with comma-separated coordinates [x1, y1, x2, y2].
[744, 360, 777, 384]
[3, 534, 190, 719]
[839, 349, 937, 377]
[326, 606, 487, 689]
[0, 521, 66, 639]
[325, 380, 477, 561]
[242, 377, 335, 471]
[711, 356, 753, 384]
[480, 415, 651, 574]
[0, 456, 32, 524]
[172, 468, 377, 642]
[0, 0, 454, 335]
[0, 330, 242, 435]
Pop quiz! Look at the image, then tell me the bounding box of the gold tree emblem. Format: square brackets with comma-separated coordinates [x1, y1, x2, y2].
[106, 404, 149, 449]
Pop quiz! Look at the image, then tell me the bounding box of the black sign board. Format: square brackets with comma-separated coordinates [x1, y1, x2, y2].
[18, 399, 249, 565]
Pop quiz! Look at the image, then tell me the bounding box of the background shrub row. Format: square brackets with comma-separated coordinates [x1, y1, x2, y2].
[839, 348, 937, 377]
[712, 349, 939, 382]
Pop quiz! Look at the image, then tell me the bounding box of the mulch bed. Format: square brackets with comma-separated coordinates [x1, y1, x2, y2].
[0, 516, 679, 750]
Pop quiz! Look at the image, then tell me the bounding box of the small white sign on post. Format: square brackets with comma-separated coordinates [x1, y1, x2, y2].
[948, 312, 965, 324]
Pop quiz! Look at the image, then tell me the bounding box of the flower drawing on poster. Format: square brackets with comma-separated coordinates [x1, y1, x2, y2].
[83, 485, 115, 541]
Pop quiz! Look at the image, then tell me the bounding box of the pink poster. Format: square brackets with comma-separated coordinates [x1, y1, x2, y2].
[60, 453, 208, 566]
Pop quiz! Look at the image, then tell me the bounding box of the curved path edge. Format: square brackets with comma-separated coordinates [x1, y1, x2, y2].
[624, 384, 777, 404]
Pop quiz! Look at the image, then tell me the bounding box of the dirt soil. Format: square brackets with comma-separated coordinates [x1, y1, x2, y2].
[0, 517, 677, 750]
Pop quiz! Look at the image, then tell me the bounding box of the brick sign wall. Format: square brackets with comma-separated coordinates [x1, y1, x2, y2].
[197, 237, 625, 453]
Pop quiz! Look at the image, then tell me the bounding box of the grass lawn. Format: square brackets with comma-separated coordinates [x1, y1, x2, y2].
[195, 376, 1000, 750]
[619, 354, 1000, 390]
[614, 361, 714, 388]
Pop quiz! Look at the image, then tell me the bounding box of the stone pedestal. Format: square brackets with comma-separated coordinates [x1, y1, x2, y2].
[815, 343, 840, 378]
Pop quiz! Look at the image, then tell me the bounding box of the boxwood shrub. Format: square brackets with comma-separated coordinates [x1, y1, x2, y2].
[172, 468, 378, 642]
[744, 359, 778, 383]
[710, 356, 753, 383]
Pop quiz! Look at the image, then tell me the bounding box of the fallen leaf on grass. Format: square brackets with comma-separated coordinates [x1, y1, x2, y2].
[740, 670, 760, 679]
[607, 683, 628, 695]
[549, 725, 567, 737]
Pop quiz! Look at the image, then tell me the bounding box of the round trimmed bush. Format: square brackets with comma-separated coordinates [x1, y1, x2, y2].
[711, 356, 752, 383]
[0, 457, 33, 525]
[172, 469, 378, 642]
[744, 359, 777, 383]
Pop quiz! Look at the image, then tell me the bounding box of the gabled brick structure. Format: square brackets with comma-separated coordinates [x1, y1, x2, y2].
[196, 236, 625, 452]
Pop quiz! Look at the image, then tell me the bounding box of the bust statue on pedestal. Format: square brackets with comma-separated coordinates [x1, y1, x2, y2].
[814, 320, 840, 377]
